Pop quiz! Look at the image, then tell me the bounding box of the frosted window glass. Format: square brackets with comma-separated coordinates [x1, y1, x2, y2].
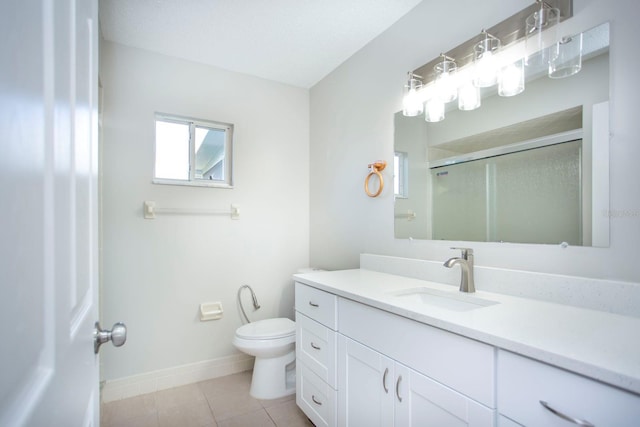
[492, 141, 581, 244]
[432, 160, 487, 241]
[431, 140, 581, 244]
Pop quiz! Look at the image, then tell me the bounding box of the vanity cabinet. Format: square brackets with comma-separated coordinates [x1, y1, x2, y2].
[337, 298, 495, 426]
[295, 283, 338, 427]
[338, 335, 494, 426]
[497, 350, 640, 426]
[295, 272, 640, 427]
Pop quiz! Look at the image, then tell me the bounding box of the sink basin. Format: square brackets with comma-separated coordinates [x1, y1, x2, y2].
[387, 287, 499, 312]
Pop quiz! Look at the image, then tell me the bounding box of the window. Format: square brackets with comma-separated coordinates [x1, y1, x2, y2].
[394, 151, 408, 198]
[154, 114, 233, 188]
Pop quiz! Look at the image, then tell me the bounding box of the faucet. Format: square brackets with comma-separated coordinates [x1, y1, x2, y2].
[444, 247, 475, 293]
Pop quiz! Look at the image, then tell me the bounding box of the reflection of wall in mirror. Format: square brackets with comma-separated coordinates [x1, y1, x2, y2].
[394, 112, 429, 239]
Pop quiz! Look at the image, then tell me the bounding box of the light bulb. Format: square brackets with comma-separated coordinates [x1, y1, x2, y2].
[434, 56, 457, 103]
[499, 59, 525, 97]
[425, 98, 445, 122]
[458, 82, 481, 111]
[474, 51, 498, 87]
[402, 74, 424, 117]
[473, 31, 500, 88]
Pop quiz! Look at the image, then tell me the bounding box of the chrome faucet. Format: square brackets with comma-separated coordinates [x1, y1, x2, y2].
[444, 247, 475, 293]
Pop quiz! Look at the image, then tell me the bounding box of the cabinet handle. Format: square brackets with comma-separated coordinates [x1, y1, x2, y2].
[310, 342, 321, 350]
[312, 395, 323, 406]
[382, 367, 389, 393]
[309, 301, 319, 307]
[539, 401, 595, 427]
[395, 375, 403, 402]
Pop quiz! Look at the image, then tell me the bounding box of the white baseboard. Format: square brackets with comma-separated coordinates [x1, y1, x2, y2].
[101, 353, 254, 402]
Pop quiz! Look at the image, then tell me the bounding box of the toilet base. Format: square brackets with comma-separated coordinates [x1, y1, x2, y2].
[249, 350, 296, 400]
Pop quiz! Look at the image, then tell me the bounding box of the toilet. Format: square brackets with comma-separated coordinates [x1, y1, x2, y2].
[233, 317, 296, 400]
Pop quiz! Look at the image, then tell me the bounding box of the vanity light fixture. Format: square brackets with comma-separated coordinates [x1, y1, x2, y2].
[402, 72, 424, 117]
[473, 30, 501, 88]
[434, 54, 458, 103]
[498, 58, 525, 96]
[525, 0, 560, 67]
[402, 0, 573, 123]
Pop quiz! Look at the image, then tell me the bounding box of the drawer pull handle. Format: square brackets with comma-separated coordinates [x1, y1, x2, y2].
[382, 368, 389, 393]
[539, 401, 595, 427]
[310, 342, 321, 350]
[309, 301, 319, 307]
[396, 375, 403, 402]
[312, 395, 323, 406]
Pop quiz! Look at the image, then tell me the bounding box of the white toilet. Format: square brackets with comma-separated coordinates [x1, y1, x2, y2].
[233, 317, 296, 400]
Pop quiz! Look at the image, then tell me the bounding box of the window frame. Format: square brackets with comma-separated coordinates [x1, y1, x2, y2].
[394, 151, 409, 199]
[153, 113, 234, 189]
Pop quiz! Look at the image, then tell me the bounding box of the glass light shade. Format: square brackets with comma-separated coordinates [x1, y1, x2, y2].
[549, 33, 583, 78]
[458, 82, 481, 110]
[434, 59, 458, 103]
[425, 98, 445, 122]
[402, 76, 424, 117]
[499, 59, 525, 97]
[525, 6, 560, 67]
[473, 35, 501, 87]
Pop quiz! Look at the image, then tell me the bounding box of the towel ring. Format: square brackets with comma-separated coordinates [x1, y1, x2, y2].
[365, 161, 387, 197]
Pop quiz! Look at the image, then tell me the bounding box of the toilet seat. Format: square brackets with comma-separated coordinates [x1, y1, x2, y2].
[235, 318, 295, 340]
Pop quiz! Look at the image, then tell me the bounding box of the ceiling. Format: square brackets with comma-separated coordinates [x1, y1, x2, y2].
[99, 0, 423, 88]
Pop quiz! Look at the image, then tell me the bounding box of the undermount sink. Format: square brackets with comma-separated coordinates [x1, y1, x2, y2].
[387, 287, 499, 312]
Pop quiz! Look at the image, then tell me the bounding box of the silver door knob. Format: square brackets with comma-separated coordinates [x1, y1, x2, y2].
[94, 321, 127, 354]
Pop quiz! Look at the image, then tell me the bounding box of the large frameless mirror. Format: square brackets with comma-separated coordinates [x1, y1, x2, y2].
[394, 22, 610, 246]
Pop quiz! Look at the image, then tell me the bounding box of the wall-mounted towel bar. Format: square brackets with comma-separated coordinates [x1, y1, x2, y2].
[143, 201, 240, 220]
[394, 210, 416, 221]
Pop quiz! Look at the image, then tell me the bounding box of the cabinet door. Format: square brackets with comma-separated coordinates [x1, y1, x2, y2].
[395, 363, 495, 427]
[338, 336, 394, 427]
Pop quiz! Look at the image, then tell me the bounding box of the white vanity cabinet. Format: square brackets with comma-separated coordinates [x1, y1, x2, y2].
[337, 298, 495, 427]
[295, 283, 338, 427]
[338, 335, 494, 427]
[497, 350, 640, 427]
[295, 270, 640, 427]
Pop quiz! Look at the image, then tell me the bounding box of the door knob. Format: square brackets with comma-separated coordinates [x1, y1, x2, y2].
[94, 321, 127, 354]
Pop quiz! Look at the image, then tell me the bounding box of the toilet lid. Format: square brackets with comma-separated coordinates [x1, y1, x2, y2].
[236, 318, 295, 339]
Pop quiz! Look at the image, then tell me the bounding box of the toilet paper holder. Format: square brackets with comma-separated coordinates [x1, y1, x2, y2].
[200, 302, 224, 321]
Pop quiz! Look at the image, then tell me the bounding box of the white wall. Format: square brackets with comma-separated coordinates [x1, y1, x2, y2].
[100, 42, 309, 381]
[309, 0, 640, 283]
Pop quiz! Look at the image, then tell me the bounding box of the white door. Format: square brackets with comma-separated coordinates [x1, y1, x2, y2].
[0, 0, 106, 425]
[337, 336, 394, 427]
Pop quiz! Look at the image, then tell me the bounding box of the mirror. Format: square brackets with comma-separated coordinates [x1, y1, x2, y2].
[394, 23, 610, 246]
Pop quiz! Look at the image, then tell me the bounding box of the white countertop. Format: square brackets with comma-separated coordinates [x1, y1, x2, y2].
[294, 268, 640, 395]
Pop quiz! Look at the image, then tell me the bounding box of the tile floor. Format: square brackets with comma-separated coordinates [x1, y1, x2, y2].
[101, 371, 314, 427]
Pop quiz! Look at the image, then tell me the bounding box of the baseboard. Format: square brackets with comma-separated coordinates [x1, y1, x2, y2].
[100, 353, 254, 402]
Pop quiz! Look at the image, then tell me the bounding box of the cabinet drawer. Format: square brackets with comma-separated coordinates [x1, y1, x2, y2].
[297, 313, 337, 388]
[297, 362, 337, 427]
[498, 350, 640, 427]
[295, 282, 337, 330]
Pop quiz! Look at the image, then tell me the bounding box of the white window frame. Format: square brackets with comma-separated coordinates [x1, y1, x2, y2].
[153, 113, 234, 189]
[394, 151, 409, 199]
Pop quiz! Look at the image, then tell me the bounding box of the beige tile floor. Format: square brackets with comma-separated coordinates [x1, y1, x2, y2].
[101, 371, 314, 427]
